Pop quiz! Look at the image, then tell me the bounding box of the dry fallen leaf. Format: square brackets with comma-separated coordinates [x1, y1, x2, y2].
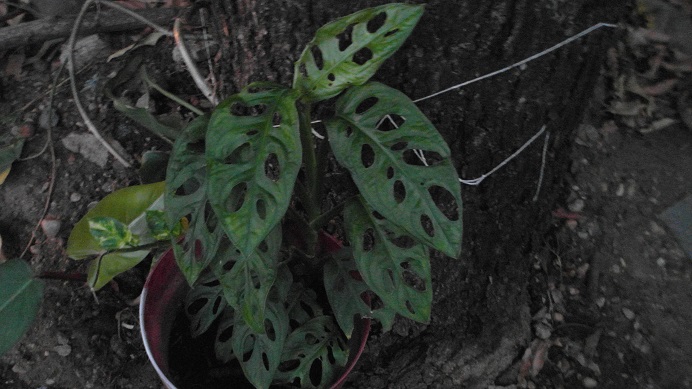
[642, 78, 679, 96]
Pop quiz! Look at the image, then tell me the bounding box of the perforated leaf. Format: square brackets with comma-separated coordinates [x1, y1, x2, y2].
[326, 82, 463, 257]
[344, 198, 431, 323]
[67, 182, 165, 290]
[232, 300, 288, 389]
[206, 84, 301, 257]
[212, 225, 282, 334]
[0, 259, 43, 355]
[164, 114, 227, 285]
[275, 316, 348, 388]
[324, 248, 396, 336]
[185, 272, 227, 337]
[214, 306, 236, 363]
[293, 3, 423, 102]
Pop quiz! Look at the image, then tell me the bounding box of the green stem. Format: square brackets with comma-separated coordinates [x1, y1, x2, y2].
[298, 103, 319, 257]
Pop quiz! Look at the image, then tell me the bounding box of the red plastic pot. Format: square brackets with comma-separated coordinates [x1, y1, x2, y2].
[140, 241, 370, 389]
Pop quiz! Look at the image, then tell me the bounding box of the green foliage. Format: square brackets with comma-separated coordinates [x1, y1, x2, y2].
[68, 4, 463, 388]
[0, 259, 44, 355]
[293, 3, 424, 102]
[67, 182, 165, 290]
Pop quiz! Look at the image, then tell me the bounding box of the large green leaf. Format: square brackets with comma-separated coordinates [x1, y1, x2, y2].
[164, 114, 226, 285]
[0, 259, 44, 355]
[184, 272, 227, 337]
[206, 84, 301, 257]
[66, 182, 165, 289]
[326, 82, 463, 257]
[212, 225, 282, 334]
[344, 198, 432, 323]
[323, 247, 396, 336]
[293, 3, 423, 102]
[232, 300, 288, 389]
[275, 316, 348, 388]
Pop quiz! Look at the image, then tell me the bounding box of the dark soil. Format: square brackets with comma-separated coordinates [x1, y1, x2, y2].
[1, 1, 690, 389]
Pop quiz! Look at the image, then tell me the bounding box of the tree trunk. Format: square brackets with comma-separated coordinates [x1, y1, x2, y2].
[206, 1, 629, 387]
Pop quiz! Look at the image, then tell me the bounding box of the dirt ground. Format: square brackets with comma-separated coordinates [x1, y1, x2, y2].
[1, 2, 691, 389]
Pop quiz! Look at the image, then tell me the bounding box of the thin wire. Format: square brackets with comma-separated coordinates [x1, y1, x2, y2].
[458, 125, 547, 186]
[533, 131, 550, 202]
[413, 23, 618, 103]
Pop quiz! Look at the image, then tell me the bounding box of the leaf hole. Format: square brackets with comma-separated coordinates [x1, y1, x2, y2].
[362, 228, 375, 252]
[212, 296, 223, 314]
[230, 102, 266, 117]
[393, 180, 406, 204]
[386, 166, 394, 179]
[309, 358, 323, 387]
[246, 129, 259, 136]
[385, 28, 400, 37]
[403, 269, 427, 292]
[256, 199, 267, 220]
[262, 352, 270, 370]
[194, 240, 203, 261]
[406, 300, 416, 314]
[264, 319, 276, 341]
[187, 298, 207, 315]
[226, 182, 247, 213]
[289, 319, 300, 331]
[390, 235, 415, 249]
[403, 149, 444, 166]
[386, 268, 395, 290]
[355, 97, 378, 114]
[258, 240, 268, 253]
[349, 270, 363, 281]
[264, 153, 281, 181]
[327, 346, 336, 364]
[175, 177, 200, 196]
[310, 45, 324, 70]
[300, 301, 315, 317]
[201, 277, 220, 288]
[360, 143, 375, 168]
[428, 185, 460, 221]
[400, 261, 411, 269]
[345, 126, 353, 138]
[366, 12, 387, 33]
[187, 139, 205, 154]
[336, 24, 354, 51]
[304, 333, 319, 345]
[327, 73, 335, 82]
[299, 63, 308, 77]
[420, 214, 435, 237]
[353, 47, 373, 65]
[279, 359, 300, 373]
[272, 112, 282, 126]
[372, 211, 385, 220]
[222, 259, 234, 271]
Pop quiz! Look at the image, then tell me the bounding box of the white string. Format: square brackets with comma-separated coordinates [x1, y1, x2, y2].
[533, 131, 550, 201]
[412, 22, 617, 103]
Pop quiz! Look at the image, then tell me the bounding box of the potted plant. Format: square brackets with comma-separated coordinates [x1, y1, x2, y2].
[67, 3, 462, 388]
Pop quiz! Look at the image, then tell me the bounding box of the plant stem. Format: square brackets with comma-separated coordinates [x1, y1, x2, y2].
[298, 102, 319, 257]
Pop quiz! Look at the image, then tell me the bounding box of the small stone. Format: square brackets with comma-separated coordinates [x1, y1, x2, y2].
[12, 363, 28, 374]
[622, 307, 635, 320]
[566, 219, 579, 230]
[535, 322, 552, 339]
[569, 198, 585, 213]
[656, 257, 666, 267]
[577, 263, 590, 279]
[70, 192, 82, 202]
[650, 221, 666, 235]
[611, 264, 621, 273]
[552, 312, 564, 322]
[595, 297, 606, 308]
[45, 379, 55, 385]
[569, 286, 580, 296]
[583, 377, 598, 388]
[615, 183, 625, 197]
[54, 344, 72, 357]
[39, 108, 59, 130]
[40, 217, 61, 239]
[578, 231, 590, 240]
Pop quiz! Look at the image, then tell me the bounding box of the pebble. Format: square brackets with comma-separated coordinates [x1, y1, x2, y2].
[595, 297, 606, 308]
[622, 307, 635, 320]
[656, 257, 666, 267]
[53, 344, 72, 357]
[615, 183, 625, 197]
[70, 192, 82, 202]
[40, 218, 61, 239]
[566, 219, 579, 230]
[578, 231, 590, 240]
[583, 377, 598, 388]
[569, 198, 585, 213]
[535, 322, 552, 339]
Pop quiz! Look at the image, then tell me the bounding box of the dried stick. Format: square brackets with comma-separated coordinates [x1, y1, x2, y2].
[173, 18, 219, 106]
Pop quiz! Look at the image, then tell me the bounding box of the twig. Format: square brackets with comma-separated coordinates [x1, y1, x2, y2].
[19, 63, 62, 259]
[532, 131, 550, 202]
[68, 0, 132, 167]
[174, 18, 219, 106]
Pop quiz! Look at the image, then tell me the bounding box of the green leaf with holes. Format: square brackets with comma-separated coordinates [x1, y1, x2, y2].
[67, 182, 165, 290]
[293, 3, 423, 102]
[232, 299, 288, 389]
[212, 225, 282, 335]
[326, 82, 462, 257]
[206, 83, 301, 258]
[185, 272, 227, 337]
[344, 198, 431, 323]
[323, 247, 396, 336]
[0, 259, 44, 356]
[88, 217, 139, 250]
[275, 316, 348, 388]
[164, 114, 227, 285]
[214, 306, 236, 363]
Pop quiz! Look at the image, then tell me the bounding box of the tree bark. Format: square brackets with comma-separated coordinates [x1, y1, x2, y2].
[207, 1, 629, 387]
